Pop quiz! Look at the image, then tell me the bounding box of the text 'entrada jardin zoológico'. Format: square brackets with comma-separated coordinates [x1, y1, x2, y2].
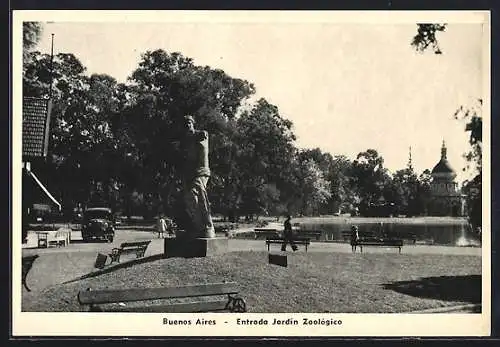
[162, 318, 343, 326]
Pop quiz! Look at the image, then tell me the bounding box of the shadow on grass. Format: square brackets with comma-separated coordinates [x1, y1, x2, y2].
[382, 275, 481, 303]
[62, 253, 165, 284]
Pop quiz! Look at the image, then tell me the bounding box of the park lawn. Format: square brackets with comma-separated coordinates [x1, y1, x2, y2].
[22, 251, 481, 313]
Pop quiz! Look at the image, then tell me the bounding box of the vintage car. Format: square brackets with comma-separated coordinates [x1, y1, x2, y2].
[81, 207, 115, 242]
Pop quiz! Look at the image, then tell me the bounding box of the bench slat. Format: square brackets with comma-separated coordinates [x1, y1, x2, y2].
[118, 248, 145, 253]
[357, 240, 403, 247]
[78, 282, 239, 305]
[96, 300, 230, 313]
[266, 240, 309, 244]
[120, 241, 151, 248]
[359, 243, 403, 246]
[266, 237, 310, 242]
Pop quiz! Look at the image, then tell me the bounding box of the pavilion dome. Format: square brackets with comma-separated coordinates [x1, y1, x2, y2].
[431, 159, 455, 174]
[431, 141, 456, 178]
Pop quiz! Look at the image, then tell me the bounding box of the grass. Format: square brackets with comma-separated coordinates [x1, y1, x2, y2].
[22, 250, 481, 313]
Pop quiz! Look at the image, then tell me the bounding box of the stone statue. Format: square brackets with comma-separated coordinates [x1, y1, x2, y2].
[178, 115, 216, 239]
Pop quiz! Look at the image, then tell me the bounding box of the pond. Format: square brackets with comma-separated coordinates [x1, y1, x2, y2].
[296, 217, 480, 246]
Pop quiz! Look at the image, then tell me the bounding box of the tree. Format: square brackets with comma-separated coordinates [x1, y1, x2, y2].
[122, 49, 255, 219]
[295, 158, 332, 216]
[351, 149, 391, 206]
[416, 169, 433, 215]
[234, 98, 298, 219]
[296, 148, 356, 215]
[328, 155, 357, 214]
[411, 24, 446, 54]
[23, 22, 43, 62]
[455, 99, 482, 231]
[390, 167, 420, 216]
[23, 52, 127, 214]
[454, 99, 482, 174]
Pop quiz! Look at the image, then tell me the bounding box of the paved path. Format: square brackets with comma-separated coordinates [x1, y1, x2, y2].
[20, 228, 482, 293]
[409, 303, 481, 313]
[23, 228, 482, 256]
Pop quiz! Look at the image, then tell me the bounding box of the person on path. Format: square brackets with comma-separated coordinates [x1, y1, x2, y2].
[281, 214, 298, 252]
[350, 225, 360, 253]
[156, 214, 168, 238]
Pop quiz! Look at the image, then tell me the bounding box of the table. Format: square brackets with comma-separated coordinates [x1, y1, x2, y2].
[35, 229, 71, 248]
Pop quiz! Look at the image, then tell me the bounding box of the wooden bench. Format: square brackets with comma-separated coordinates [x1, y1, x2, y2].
[354, 238, 404, 254]
[341, 230, 376, 242]
[266, 237, 311, 252]
[341, 230, 351, 241]
[297, 231, 322, 240]
[77, 282, 247, 313]
[254, 229, 281, 239]
[109, 241, 151, 264]
[22, 254, 39, 292]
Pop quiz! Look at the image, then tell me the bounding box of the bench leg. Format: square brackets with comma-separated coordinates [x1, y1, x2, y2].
[109, 254, 120, 263]
[226, 295, 247, 313]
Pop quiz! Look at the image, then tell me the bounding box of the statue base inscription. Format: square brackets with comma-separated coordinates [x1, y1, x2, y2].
[164, 237, 229, 258]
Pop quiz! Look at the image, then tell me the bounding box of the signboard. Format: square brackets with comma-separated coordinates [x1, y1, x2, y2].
[94, 253, 108, 269]
[268, 253, 287, 267]
[22, 97, 52, 159]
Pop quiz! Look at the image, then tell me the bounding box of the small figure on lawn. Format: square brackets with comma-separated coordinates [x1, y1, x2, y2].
[350, 225, 360, 253]
[156, 214, 168, 238]
[281, 214, 298, 252]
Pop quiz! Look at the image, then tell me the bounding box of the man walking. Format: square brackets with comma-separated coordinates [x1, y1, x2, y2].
[281, 214, 298, 252]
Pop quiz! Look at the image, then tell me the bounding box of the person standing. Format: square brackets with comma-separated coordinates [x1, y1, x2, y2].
[156, 214, 168, 238]
[350, 225, 360, 253]
[281, 215, 298, 252]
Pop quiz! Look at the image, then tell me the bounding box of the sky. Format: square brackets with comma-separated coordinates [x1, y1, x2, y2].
[28, 12, 487, 184]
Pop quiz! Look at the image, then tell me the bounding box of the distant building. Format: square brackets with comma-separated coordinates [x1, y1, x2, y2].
[427, 141, 466, 216]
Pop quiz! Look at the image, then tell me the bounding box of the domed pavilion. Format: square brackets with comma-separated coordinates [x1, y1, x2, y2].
[428, 141, 466, 216]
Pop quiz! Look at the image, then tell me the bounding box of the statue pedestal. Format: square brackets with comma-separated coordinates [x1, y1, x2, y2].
[164, 237, 229, 258]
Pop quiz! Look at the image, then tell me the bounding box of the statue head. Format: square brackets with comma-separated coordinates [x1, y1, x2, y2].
[183, 115, 196, 135]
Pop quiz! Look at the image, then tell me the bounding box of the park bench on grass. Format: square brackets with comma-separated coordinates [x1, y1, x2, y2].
[266, 237, 311, 252]
[109, 241, 151, 264]
[22, 254, 39, 292]
[341, 230, 351, 241]
[297, 230, 322, 240]
[354, 238, 404, 254]
[341, 230, 376, 242]
[254, 228, 281, 239]
[77, 282, 247, 313]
